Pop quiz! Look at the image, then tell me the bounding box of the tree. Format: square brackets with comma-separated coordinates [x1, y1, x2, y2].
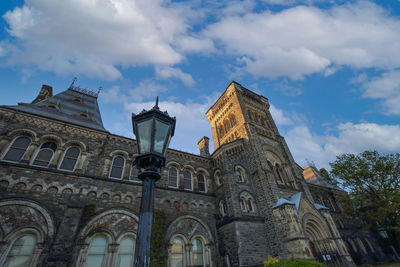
[328, 150, 400, 232]
[150, 210, 168, 267]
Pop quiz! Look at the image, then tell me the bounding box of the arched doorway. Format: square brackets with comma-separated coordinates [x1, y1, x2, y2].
[304, 216, 332, 264]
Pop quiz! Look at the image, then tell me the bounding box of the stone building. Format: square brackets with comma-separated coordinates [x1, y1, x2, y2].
[0, 81, 385, 266]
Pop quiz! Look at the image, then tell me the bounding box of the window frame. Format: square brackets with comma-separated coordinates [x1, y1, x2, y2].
[1, 136, 32, 163]
[183, 170, 193, 191]
[109, 156, 126, 180]
[31, 141, 58, 168]
[58, 146, 81, 172]
[129, 165, 142, 183]
[84, 235, 109, 267]
[191, 237, 205, 267]
[170, 236, 186, 267]
[3, 233, 37, 267]
[197, 173, 206, 193]
[168, 166, 179, 188]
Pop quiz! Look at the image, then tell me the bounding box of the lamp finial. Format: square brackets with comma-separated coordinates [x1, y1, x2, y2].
[154, 96, 159, 110]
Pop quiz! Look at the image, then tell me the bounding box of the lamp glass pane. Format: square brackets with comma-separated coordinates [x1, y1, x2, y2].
[137, 119, 153, 154]
[154, 119, 170, 154]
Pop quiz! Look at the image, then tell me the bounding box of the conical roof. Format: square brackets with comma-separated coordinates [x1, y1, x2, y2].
[3, 84, 107, 132]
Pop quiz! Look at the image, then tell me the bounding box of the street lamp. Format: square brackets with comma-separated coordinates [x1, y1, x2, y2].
[132, 97, 176, 267]
[377, 226, 400, 262]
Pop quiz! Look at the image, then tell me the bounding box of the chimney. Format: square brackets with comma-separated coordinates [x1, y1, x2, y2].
[198, 136, 210, 157]
[32, 84, 53, 104]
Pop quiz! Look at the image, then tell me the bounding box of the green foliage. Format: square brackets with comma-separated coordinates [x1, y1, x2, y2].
[264, 259, 325, 267]
[329, 150, 400, 231]
[264, 256, 279, 266]
[150, 210, 168, 267]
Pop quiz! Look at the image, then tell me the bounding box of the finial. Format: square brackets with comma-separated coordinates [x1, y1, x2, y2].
[70, 77, 77, 88]
[154, 96, 159, 110]
[97, 86, 102, 96]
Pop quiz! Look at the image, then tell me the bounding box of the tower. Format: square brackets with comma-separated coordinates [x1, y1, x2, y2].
[207, 81, 354, 266]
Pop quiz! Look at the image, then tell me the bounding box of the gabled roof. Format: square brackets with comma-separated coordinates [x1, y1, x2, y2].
[272, 198, 295, 209]
[303, 165, 341, 190]
[313, 203, 329, 211]
[3, 86, 107, 132]
[289, 192, 302, 212]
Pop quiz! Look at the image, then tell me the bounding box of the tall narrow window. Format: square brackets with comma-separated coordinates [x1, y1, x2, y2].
[32, 142, 57, 167]
[171, 237, 185, 267]
[109, 156, 125, 179]
[168, 167, 178, 188]
[275, 164, 284, 183]
[59, 147, 80, 171]
[183, 171, 192, 190]
[85, 236, 107, 267]
[215, 172, 222, 186]
[197, 174, 205, 192]
[116, 237, 135, 267]
[230, 114, 236, 127]
[240, 198, 246, 211]
[4, 234, 37, 266]
[235, 166, 245, 182]
[192, 238, 204, 267]
[3, 136, 31, 162]
[130, 166, 141, 183]
[219, 201, 226, 216]
[224, 119, 231, 132]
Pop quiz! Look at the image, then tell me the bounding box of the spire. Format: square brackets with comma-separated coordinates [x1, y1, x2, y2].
[153, 96, 159, 110]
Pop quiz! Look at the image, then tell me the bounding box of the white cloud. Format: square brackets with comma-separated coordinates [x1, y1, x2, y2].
[204, 1, 400, 79]
[155, 66, 195, 87]
[270, 104, 293, 125]
[285, 122, 400, 169]
[2, 0, 193, 80]
[359, 70, 400, 115]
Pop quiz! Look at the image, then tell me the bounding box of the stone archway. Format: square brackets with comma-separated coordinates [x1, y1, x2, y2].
[304, 216, 330, 262]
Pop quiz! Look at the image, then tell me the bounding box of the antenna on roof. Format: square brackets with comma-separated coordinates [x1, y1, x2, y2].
[153, 96, 159, 110]
[70, 77, 77, 89]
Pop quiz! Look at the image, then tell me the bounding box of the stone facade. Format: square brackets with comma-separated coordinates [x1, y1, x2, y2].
[0, 81, 387, 267]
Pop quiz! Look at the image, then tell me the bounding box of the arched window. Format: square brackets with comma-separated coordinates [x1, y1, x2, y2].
[215, 172, 222, 186]
[32, 141, 57, 167]
[219, 201, 226, 216]
[85, 236, 108, 267]
[240, 191, 256, 213]
[183, 170, 192, 190]
[4, 234, 37, 266]
[229, 114, 236, 127]
[59, 147, 80, 171]
[275, 163, 284, 183]
[218, 125, 225, 137]
[116, 236, 135, 267]
[197, 174, 206, 192]
[170, 237, 185, 267]
[235, 166, 245, 182]
[2, 136, 31, 162]
[192, 238, 204, 266]
[168, 167, 178, 188]
[224, 119, 231, 133]
[130, 165, 141, 183]
[109, 156, 125, 179]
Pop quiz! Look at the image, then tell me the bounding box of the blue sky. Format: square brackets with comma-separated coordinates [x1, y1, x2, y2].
[1, 0, 400, 169]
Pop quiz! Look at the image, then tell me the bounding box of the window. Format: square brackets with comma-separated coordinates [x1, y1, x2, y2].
[235, 166, 245, 182]
[192, 238, 204, 267]
[85, 236, 107, 267]
[224, 119, 231, 132]
[109, 156, 125, 179]
[168, 167, 178, 188]
[2, 136, 31, 162]
[59, 147, 80, 171]
[32, 142, 57, 167]
[215, 172, 222, 186]
[273, 163, 284, 183]
[197, 174, 206, 192]
[129, 166, 141, 183]
[116, 237, 135, 267]
[240, 192, 256, 213]
[229, 114, 236, 127]
[218, 125, 225, 137]
[170, 237, 185, 267]
[183, 171, 192, 190]
[219, 201, 226, 216]
[3, 234, 37, 266]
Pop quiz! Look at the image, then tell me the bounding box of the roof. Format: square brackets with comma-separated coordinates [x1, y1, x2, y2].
[314, 203, 329, 211]
[303, 165, 342, 190]
[3, 86, 107, 132]
[272, 198, 295, 209]
[289, 192, 302, 212]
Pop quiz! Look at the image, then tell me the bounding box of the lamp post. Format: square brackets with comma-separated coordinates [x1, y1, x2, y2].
[377, 226, 400, 262]
[131, 97, 176, 267]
